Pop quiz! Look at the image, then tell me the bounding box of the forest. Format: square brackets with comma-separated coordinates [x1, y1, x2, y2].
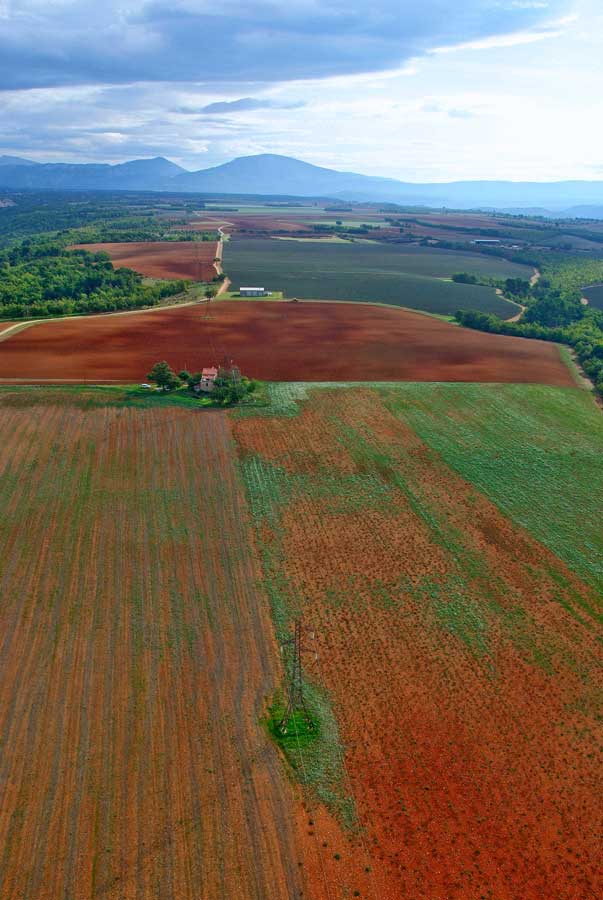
[0, 238, 187, 318]
[0, 193, 218, 318]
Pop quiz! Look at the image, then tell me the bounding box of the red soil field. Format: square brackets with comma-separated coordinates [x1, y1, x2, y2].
[0, 300, 574, 386]
[187, 216, 310, 235]
[233, 389, 603, 900]
[0, 402, 318, 900]
[0, 321, 14, 335]
[71, 240, 219, 280]
[218, 216, 312, 235]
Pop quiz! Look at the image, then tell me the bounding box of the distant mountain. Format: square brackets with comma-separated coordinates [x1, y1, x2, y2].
[2, 150, 603, 215]
[0, 156, 185, 191]
[558, 205, 603, 220]
[173, 153, 408, 199]
[171, 156, 603, 212]
[0, 155, 39, 167]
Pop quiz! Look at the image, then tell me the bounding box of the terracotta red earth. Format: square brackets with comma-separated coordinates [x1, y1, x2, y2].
[0, 300, 574, 386]
[233, 388, 603, 900]
[70, 241, 219, 281]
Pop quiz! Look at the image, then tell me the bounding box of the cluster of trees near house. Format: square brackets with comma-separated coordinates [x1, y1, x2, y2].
[147, 361, 258, 405]
[0, 237, 187, 318]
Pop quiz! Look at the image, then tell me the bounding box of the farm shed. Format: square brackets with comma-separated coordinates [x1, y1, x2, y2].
[240, 286, 267, 297]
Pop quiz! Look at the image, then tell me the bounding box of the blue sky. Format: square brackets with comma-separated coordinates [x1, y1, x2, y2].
[0, 0, 599, 180]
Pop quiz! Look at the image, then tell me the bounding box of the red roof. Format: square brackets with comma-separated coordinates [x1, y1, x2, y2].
[202, 366, 218, 377]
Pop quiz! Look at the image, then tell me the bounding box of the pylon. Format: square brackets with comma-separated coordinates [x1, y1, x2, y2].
[278, 620, 316, 734]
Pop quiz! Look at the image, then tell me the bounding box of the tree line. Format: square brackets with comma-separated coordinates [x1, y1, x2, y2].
[0, 238, 187, 318]
[456, 300, 603, 395]
[453, 251, 603, 396]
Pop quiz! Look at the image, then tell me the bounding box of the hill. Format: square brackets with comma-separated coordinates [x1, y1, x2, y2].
[173, 156, 603, 210]
[2, 150, 603, 212]
[0, 156, 185, 190]
[173, 153, 407, 200]
[0, 155, 39, 167]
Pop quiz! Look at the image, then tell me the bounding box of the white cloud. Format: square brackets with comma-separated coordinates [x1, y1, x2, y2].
[431, 18, 573, 54]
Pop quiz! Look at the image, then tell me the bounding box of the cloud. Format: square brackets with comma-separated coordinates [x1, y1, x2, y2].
[199, 97, 304, 113]
[420, 101, 478, 119]
[431, 16, 574, 54]
[0, 0, 571, 90]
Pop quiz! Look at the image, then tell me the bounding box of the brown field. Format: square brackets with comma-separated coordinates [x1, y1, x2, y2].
[213, 216, 312, 235]
[71, 241, 219, 281]
[0, 321, 14, 334]
[233, 387, 603, 900]
[0, 300, 574, 386]
[0, 402, 318, 900]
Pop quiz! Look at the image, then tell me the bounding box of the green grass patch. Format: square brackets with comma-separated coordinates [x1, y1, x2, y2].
[0, 382, 270, 411]
[264, 688, 356, 829]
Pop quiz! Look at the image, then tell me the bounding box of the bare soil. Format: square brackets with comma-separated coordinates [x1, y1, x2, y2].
[0, 300, 575, 386]
[71, 241, 219, 281]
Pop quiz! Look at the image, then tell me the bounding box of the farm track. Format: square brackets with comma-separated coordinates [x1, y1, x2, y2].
[0, 320, 43, 343]
[0, 300, 576, 386]
[234, 388, 603, 900]
[0, 405, 308, 900]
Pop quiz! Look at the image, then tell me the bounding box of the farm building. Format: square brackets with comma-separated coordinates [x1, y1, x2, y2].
[239, 286, 267, 297]
[471, 239, 501, 245]
[195, 366, 219, 393]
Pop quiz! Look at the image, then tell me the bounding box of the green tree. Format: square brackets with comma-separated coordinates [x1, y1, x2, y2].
[147, 361, 181, 391]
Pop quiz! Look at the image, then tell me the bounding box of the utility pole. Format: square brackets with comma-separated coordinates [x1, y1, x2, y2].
[278, 620, 316, 735]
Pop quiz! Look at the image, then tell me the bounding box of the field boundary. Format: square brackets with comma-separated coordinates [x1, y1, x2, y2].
[0, 292, 210, 336]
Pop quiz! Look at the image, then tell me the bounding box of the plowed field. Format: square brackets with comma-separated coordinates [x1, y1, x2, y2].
[190, 216, 311, 235]
[0, 402, 314, 900]
[234, 385, 603, 900]
[71, 241, 219, 280]
[0, 300, 574, 386]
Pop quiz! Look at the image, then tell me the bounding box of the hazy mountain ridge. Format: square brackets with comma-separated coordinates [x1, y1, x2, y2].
[0, 156, 185, 191]
[2, 151, 603, 215]
[0, 155, 39, 167]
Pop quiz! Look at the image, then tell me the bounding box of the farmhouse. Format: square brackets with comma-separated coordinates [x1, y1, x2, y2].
[240, 286, 267, 297]
[195, 366, 219, 393]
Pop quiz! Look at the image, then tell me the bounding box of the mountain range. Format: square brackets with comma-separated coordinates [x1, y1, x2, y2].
[2, 152, 603, 216]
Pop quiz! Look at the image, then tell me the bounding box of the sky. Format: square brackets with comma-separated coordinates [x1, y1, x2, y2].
[0, 0, 601, 181]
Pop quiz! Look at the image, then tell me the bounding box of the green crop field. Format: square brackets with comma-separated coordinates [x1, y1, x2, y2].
[385, 382, 603, 593]
[224, 238, 529, 317]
